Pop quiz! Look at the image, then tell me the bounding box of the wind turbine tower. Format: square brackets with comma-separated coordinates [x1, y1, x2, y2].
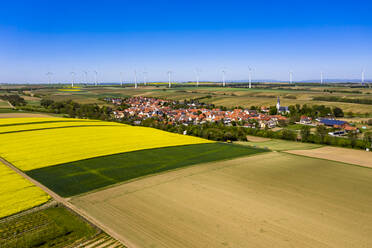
[167, 70, 172, 88]
[248, 67, 252, 89]
[320, 71, 323, 84]
[195, 68, 200, 87]
[120, 72, 123, 87]
[134, 70, 138, 88]
[94, 71, 98, 86]
[143, 71, 148, 86]
[70, 72, 76, 88]
[289, 71, 293, 84]
[46, 72, 53, 85]
[222, 69, 226, 87]
[362, 68, 365, 86]
[83, 71, 88, 85]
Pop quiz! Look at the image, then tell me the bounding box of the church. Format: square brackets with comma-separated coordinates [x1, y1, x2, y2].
[276, 96, 290, 113]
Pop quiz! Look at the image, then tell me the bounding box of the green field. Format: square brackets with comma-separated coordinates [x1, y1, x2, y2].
[0, 206, 96, 248]
[237, 139, 323, 151]
[27, 143, 267, 197]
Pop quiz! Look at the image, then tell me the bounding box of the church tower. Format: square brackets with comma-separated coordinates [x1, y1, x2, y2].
[276, 96, 280, 110]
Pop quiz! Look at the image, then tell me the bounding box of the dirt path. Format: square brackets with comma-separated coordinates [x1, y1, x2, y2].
[0, 157, 135, 248]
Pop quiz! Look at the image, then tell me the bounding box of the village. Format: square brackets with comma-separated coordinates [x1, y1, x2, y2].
[107, 96, 358, 135]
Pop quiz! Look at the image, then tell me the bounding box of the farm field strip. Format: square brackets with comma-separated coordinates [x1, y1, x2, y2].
[286, 146, 372, 168]
[72, 152, 372, 248]
[0, 119, 121, 134]
[236, 139, 323, 151]
[27, 143, 266, 197]
[0, 117, 101, 126]
[0, 118, 213, 171]
[0, 161, 50, 219]
[0, 206, 97, 247]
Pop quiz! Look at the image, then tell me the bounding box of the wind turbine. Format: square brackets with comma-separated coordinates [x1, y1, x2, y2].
[70, 72, 76, 87]
[120, 72, 123, 87]
[289, 70, 293, 84]
[195, 68, 200, 87]
[320, 71, 324, 84]
[143, 71, 148, 86]
[46, 72, 53, 85]
[94, 71, 98, 86]
[222, 69, 226, 87]
[248, 67, 253, 89]
[167, 70, 172, 88]
[362, 68, 365, 86]
[83, 71, 88, 85]
[134, 70, 138, 88]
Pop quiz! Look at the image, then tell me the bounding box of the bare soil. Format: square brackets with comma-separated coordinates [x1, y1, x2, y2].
[286, 146, 372, 168]
[72, 152, 372, 248]
[0, 113, 54, 118]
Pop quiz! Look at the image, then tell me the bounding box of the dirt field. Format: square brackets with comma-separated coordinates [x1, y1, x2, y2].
[237, 139, 322, 151]
[72, 152, 372, 248]
[286, 146, 372, 168]
[245, 135, 271, 142]
[0, 113, 55, 118]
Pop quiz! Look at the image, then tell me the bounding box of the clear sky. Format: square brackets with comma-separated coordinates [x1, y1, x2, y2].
[1, 0, 372, 83]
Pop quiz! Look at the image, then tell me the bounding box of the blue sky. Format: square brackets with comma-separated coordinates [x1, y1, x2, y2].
[1, 0, 372, 83]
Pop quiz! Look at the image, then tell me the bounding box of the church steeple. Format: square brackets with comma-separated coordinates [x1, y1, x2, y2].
[276, 96, 280, 110]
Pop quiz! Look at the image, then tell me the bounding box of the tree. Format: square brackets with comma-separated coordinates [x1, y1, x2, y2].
[333, 107, 344, 117]
[316, 125, 328, 143]
[300, 126, 311, 142]
[269, 106, 277, 115]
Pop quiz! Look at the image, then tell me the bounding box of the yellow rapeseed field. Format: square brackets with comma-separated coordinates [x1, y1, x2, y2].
[0, 162, 50, 218]
[0, 118, 213, 171]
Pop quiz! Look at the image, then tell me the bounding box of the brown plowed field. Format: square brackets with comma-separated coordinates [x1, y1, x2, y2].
[72, 152, 372, 248]
[286, 146, 372, 168]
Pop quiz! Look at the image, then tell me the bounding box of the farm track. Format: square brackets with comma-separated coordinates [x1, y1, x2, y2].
[0, 157, 133, 248]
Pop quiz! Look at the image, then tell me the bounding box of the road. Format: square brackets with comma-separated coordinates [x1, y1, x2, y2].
[0, 157, 138, 248]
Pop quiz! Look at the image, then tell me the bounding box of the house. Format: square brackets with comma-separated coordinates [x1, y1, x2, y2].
[300, 116, 312, 125]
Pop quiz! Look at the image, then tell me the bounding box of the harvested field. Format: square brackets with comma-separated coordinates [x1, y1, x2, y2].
[72, 152, 372, 248]
[245, 135, 270, 142]
[0, 113, 54, 118]
[286, 146, 372, 168]
[236, 139, 322, 151]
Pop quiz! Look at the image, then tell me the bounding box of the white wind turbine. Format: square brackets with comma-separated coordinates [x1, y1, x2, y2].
[248, 67, 253, 89]
[70, 72, 76, 87]
[320, 71, 324, 84]
[134, 70, 138, 88]
[167, 70, 172, 88]
[143, 71, 148, 86]
[362, 68, 365, 86]
[120, 72, 123, 87]
[83, 71, 88, 85]
[46, 72, 53, 85]
[289, 70, 293, 84]
[195, 68, 200, 87]
[222, 69, 226, 87]
[94, 71, 98, 86]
